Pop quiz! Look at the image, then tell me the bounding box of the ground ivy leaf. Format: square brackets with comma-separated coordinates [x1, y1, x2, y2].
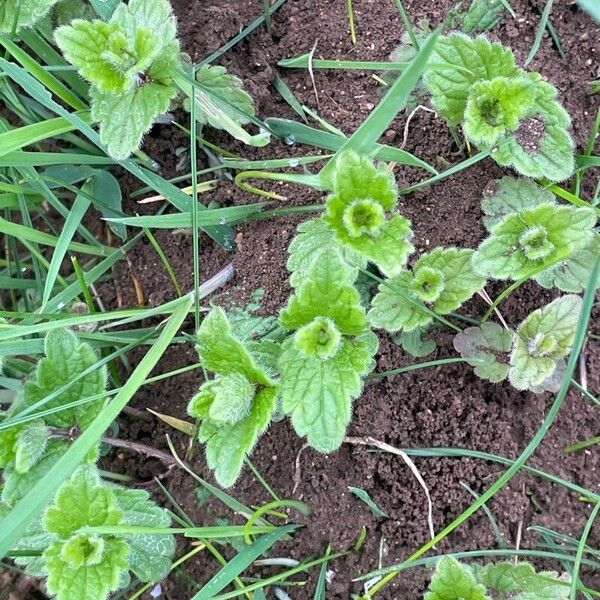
[369, 248, 484, 333]
[0, 0, 60, 33]
[44, 466, 123, 537]
[199, 386, 277, 487]
[279, 335, 377, 452]
[481, 176, 555, 231]
[287, 218, 367, 287]
[112, 487, 175, 582]
[195, 307, 274, 386]
[396, 326, 437, 358]
[477, 561, 570, 599]
[14, 420, 49, 474]
[534, 234, 600, 293]
[44, 536, 129, 600]
[509, 295, 582, 391]
[323, 152, 414, 277]
[472, 203, 596, 281]
[425, 556, 491, 600]
[279, 251, 367, 336]
[424, 33, 519, 125]
[453, 322, 513, 383]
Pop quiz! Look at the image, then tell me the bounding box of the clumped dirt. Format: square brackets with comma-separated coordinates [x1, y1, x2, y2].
[89, 1, 600, 598]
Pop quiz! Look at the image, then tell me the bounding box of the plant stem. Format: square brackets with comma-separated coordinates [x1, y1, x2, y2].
[394, 0, 419, 50]
[346, 0, 357, 44]
[368, 357, 465, 380]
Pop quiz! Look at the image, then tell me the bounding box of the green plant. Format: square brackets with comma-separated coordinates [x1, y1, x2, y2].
[424, 33, 574, 181]
[425, 556, 569, 599]
[187, 307, 279, 487]
[5, 465, 175, 600]
[454, 294, 582, 392]
[54, 0, 266, 159]
[0, 0, 60, 33]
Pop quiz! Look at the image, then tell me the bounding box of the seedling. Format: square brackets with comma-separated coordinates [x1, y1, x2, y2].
[54, 0, 265, 159]
[425, 556, 569, 599]
[6, 466, 175, 600]
[424, 33, 574, 180]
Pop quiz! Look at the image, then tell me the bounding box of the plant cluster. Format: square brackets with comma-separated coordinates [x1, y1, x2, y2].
[0, 330, 175, 600]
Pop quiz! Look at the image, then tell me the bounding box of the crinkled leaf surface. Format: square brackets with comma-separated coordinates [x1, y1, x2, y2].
[279, 332, 378, 452]
[481, 176, 555, 231]
[425, 556, 491, 600]
[509, 294, 582, 390]
[369, 248, 484, 332]
[472, 203, 596, 281]
[323, 152, 413, 277]
[0, 0, 60, 33]
[424, 33, 519, 124]
[453, 322, 513, 383]
[14, 420, 49, 474]
[199, 386, 277, 487]
[461, 0, 506, 33]
[196, 307, 274, 386]
[280, 251, 366, 335]
[207, 373, 255, 425]
[287, 218, 367, 287]
[477, 561, 569, 599]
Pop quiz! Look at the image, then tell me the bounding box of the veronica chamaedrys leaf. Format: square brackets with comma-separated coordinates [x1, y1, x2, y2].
[279, 332, 378, 453]
[424, 33, 519, 125]
[534, 234, 600, 293]
[43, 467, 129, 600]
[195, 307, 274, 386]
[18, 328, 108, 429]
[90, 80, 177, 160]
[14, 420, 49, 474]
[368, 248, 484, 333]
[323, 152, 413, 277]
[112, 487, 175, 582]
[509, 294, 582, 391]
[425, 557, 491, 600]
[463, 76, 536, 146]
[0, 0, 60, 33]
[279, 251, 367, 336]
[199, 386, 278, 487]
[453, 322, 513, 383]
[477, 561, 569, 599]
[287, 218, 367, 287]
[480, 176, 555, 231]
[472, 203, 596, 281]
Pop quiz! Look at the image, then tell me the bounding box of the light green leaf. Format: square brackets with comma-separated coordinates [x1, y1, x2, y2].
[207, 374, 255, 425]
[323, 152, 414, 277]
[424, 33, 519, 125]
[13, 517, 55, 576]
[280, 251, 367, 336]
[111, 0, 178, 44]
[287, 218, 367, 287]
[199, 386, 277, 487]
[0, 0, 60, 33]
[195, 308, 274, 386]
[279, 334, 377, 452]
[0, 425, 20, 468]
[425, 556, 490, 600]
[480, 176, 555, 231]
[44, 466, 123, 537]
[509, 294, 582, 390]
[14, 420, 49, 474]
[461, 0, 507, 33]
[472, 203, 596, 281]
[112, 487, 175, 582]
[477, 561, 569, 599]
[534, 234, 600, 293]
[369, 248, 484, 332]
[396, 327, 437, 358]
[19, 328, 107, 429]
[453, 322, 513, 383]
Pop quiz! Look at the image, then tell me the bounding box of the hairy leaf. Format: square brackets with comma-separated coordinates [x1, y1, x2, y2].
[287, 218, 367, 287]
[461, 0, 507, 33]
[280, 251, 367, 336]
[0, 0, 60, 33]
[369, 248, 484, 332]
[509, 295, 582, 390]
[453, 322, 513, 383]
[14, 420, 49, 474]
[481, 176, 555, 231]
[279, 332, 378, 452]
[195, 307, 274, 386]
[323, 152, 413, 277]
[396, 327, 437, 358]
[207, 374, 255, 425]
[425, 556, 490, 600]
[472, 203, 596, 281]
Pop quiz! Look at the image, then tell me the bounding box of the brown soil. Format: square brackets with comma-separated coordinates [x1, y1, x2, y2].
[90, 1, 600, 598]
